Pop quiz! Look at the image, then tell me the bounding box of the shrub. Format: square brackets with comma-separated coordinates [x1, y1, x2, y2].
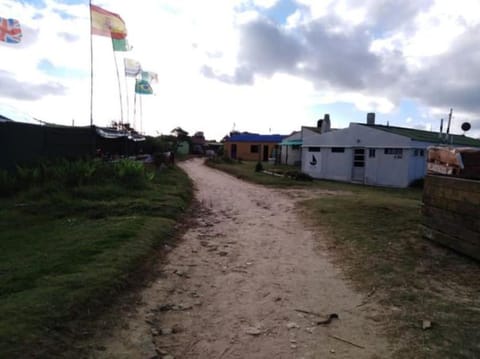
[285, 170, 313, 181]
[114, 159, 149, 188]
[255, 162, 264, 172]
[0, 170, 15, 196]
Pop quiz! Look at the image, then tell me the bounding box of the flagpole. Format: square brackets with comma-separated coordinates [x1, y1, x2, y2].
[124, 72, 130, 126]
[89, 0, 94, 126]
[133, 91, 137, 130]
[139, 93, 143, 134]
[111, 39, 124, 125]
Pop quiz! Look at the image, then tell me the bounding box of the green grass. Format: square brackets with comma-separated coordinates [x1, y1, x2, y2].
[0, 165, 193, 357]
[209, 159, 480, 358]
[206, 159, 315, 187]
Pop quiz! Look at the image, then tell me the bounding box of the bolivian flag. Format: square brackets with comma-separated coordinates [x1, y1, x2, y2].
[91, 4, 127, 39]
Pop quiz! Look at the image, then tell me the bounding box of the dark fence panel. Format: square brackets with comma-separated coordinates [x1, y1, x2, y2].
[0, 122, 145, 171]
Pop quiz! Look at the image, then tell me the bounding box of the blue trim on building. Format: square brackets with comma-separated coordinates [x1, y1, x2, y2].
[227, 133, 287, 142]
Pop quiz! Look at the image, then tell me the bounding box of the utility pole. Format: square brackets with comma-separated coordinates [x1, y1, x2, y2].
[445, 108, 453, 141]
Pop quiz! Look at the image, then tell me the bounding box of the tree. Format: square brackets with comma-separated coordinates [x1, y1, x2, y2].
[171, 127, 189, 140]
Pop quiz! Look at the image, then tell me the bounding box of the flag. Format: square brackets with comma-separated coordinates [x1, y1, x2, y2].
[135, 79, 153, 95]
[112, 38, 130, 51]
[124, 58, 141, 77]
[141, 71, 158, 83]
[0, 17, 22, 43]
[90, 4, 127, 39]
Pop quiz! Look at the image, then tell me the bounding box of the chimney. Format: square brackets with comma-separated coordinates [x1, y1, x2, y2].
[366, 112, 375, 125]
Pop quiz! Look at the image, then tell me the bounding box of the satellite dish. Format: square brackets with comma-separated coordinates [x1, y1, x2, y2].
[461, 122, 471, 132]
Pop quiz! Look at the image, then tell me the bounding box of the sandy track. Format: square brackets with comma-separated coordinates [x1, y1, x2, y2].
[91, 158, 389, 358]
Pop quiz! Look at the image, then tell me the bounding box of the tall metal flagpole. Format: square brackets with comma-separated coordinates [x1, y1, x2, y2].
[89, 0, 94, 126]
[133, 90, 137, 130]
[124, 72, 130, 125]
[111, 39, 124, 125]
[139, 93, 143, 134]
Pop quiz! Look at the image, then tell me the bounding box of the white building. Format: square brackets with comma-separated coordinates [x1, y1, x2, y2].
[301, 114, 480, 188]
[279, 131, 302, 166]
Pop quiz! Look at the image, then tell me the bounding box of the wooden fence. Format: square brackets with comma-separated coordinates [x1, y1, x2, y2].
[422, 174, 480, 260]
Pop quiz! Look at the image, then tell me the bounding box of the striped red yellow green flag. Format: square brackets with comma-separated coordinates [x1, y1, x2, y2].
[90, 4, 127, 39]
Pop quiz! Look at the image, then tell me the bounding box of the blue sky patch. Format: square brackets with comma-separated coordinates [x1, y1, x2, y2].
[19, 0, 46, 9]
[53, 8, 77, 20]
[263, 0, 297, 24]
[37, 59, 87, 79]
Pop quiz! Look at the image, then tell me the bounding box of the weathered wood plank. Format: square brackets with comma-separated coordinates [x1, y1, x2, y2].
[422, 225, 480, 261]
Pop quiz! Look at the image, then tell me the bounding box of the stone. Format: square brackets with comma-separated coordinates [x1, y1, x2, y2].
[422, 320, 432, 330]
[287, 322, 299, 329]
[160, 328, 173, 335]
[244, 327, 262, 336]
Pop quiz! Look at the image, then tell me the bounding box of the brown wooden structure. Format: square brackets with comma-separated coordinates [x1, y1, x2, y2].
[422, 174, 480, 260]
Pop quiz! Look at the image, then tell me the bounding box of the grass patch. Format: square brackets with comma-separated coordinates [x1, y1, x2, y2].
[302, 190, 480, 358]
[0, 164, 192, 357]
[210, 159, 480, 358]
[206, 159, 315, 187]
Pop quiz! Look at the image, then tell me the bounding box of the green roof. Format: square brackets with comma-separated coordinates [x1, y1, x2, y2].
[360, 124, 480, 147]
[280, 139, 302, 146]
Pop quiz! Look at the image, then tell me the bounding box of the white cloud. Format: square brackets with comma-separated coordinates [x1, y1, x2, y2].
[1, 0, 480, 141]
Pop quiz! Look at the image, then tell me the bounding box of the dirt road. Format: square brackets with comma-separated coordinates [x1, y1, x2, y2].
[91, 158, 389, 358]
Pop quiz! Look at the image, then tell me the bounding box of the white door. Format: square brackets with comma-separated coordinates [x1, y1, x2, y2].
[352, 148, 365, 182]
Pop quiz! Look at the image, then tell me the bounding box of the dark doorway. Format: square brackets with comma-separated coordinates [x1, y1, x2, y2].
[231, 144, 237, 159]
[263, 145, 269, 161]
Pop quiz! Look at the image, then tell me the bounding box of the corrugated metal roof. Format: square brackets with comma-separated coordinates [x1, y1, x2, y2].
[360, 124, 480, 147]
[227, 133, 287, 143]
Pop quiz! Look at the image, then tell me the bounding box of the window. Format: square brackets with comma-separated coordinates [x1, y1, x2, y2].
[353, 148, 365, 167]
[331, 147, 345, 153]
[414, 149, 425, 157]
[369, 148, 376, 158]
[384, 148, 403, 159]
[250, 145, 259, 153]
[308, 147, 321, 152]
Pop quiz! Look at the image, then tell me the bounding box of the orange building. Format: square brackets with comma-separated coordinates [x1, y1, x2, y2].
[223, 133, 287, 161]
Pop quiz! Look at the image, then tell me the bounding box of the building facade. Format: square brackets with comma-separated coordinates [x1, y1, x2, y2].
[301, 120, 480, 188]
[224, 133, 286, 161]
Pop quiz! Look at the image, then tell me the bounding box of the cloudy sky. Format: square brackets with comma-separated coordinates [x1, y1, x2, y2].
[1, 0, 480, 140]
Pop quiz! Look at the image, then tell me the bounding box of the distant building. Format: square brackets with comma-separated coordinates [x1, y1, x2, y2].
[223, 133, 287, 161]
[301, 113, 480, 187]
[191, 131, 206, 154]
[279, 131, 302, 166]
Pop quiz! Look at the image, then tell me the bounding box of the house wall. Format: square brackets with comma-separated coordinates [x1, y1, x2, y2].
[224, 142, 276, 161]
[367, 149, 410, 187]
[281, 146, 301, 165]
[301, 124, 430, 187]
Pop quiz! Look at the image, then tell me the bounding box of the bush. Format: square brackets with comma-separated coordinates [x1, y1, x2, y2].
[0, 170, 15, 196]
[255, 162, 264, 172]
[285, 170, 313, 181]
[113, 159, 149, 188]
[0, 159, 154, 197]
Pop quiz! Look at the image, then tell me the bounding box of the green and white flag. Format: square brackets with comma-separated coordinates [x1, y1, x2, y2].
[141, 71, 158, 83]
[135, 79, 153, 95]
[112, 38, 131, 51]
